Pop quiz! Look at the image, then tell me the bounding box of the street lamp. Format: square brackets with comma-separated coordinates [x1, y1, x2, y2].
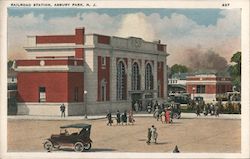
[192, 87, 196, 100]
[84, 90, 88, 119]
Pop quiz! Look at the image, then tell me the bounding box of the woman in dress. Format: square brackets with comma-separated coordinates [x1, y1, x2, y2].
[128, 110, 135, 125]
[161, 110, 165, 123]
[165, 108, 170, 124]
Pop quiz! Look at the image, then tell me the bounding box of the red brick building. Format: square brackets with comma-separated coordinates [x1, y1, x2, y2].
[16, 27, 168, 116]
[186, 74, 232, 102]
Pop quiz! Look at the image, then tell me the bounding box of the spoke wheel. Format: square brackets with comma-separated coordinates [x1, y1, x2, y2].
[43, 140, 53, 152]
[74, 142, 84, 152]
[83, 142, 92, 150]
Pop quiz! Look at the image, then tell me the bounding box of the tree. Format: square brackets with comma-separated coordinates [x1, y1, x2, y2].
[170, 64, 189, 76]
[229, 51, 241, 91]
[8, 60, 14, 69]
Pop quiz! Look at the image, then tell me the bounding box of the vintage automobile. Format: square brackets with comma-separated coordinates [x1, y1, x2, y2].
[163, 100, 181, 119]
[43, 123, 92, 152]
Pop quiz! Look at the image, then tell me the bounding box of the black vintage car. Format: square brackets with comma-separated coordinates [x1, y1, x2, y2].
[43, 123, 92, 152]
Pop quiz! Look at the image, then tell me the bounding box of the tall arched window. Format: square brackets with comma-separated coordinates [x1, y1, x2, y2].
[117, 61, 126, 100]
[131, 62, 140, 90]
[145, 63, 153, 90]
[101, 79, 107, 101]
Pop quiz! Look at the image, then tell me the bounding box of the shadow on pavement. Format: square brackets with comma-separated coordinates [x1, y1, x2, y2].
[57, 148, 116, 152]
[89, 148, 116, 152]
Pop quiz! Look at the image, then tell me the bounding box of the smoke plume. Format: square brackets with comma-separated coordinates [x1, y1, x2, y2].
[184, 47, 228, 72]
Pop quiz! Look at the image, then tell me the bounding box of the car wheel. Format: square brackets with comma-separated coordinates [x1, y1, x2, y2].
[43, 140, 53, 152]
[83, 142, 92, 150]
[74, 142, 84, 152]
[173, 113, 179, 119]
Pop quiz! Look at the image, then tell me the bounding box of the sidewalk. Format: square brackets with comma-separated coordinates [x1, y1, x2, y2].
[7, 113, 241, 120]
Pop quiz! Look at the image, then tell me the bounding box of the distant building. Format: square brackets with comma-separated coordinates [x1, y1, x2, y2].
[168, 73, 188, 95]
[186, 74, 232, 102]
[15, 27, 168, 116]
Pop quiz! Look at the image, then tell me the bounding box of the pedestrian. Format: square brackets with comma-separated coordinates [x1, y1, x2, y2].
[121, 110, 127, 125]
[146, 128, 151, 144]
[161, 110, 165, 123]
[139, 102, 142, 111]
[170, 107, 174, 123]
[116, 110, 121, 125]
[165, 108, 170, 124]
[60, 103, 65, 118]
[196, 104, 201, 116]
[154, 107, 160, 121]
[128, 110, 135, 125]
[106, 111, 112, 126]
[134, 101, 139, 112]
[150, 125, 158, 144]
[215, 104, 219, 117]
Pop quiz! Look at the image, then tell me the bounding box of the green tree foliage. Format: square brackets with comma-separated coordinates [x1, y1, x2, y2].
[8, 60, 14, 69]
[170, 64, 189, 75]
[229, 51, 241, 91]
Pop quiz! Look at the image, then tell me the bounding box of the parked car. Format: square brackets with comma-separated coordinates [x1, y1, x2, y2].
[163, 100, 181, 119]
[43, 123, 92, 152]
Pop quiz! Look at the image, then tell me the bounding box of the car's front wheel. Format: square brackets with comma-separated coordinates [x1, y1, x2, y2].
[74, 142, 84, 152]
[43, 140, 53, 152]
[83, 142, 92, 150]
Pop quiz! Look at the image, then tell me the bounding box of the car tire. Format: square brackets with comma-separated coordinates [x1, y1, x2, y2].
[43, 140, 53, 152]
[83, 142, 92, 151]
[173, 113, 179, 119]
[74, 142, 84, 152]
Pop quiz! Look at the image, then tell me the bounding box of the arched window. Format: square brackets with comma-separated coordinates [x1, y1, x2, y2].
[117, 61, 126, 100]
[131, 62, 140, 90]
[101, 79, 107, 101]
[145, 63, 153, 90]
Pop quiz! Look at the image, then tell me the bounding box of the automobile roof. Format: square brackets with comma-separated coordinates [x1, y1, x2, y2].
[60, 123, 91, 129]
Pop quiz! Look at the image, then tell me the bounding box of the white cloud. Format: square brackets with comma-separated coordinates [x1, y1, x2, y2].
[7, 10, 241, 67]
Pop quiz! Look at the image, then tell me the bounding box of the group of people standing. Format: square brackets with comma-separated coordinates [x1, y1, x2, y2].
[106, 110, 135, 126]
[195, 102, 220, 117]
[153, 106, 174, 124]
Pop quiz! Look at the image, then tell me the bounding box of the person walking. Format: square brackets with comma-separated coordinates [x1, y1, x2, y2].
[196, 104, 201, 116]
[215, 104, 219, 117]
[146, 128, 151, 144]
[161, 110, 165, 123]
[170, 107, 174, 124]
[150, 125, 158, 144]
[134, 101, 139, 112]
[122, 110, 127, 125]
[60, 103, 65, 118]
[106, 111, 112, 126]
[116, 110, 121, 125]
[165, 108, 170, 124]
[128, 110, 135, 125]
[154, 107, 160, 121]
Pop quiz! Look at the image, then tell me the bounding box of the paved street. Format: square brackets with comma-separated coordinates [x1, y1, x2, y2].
[8, 116, 240, 153]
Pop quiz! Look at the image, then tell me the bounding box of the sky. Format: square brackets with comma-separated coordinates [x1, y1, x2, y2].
[7, 8, 241, 67]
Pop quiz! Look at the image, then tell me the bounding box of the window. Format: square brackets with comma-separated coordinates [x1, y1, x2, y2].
[101, 79, 107, 101]
[74, 87, 78, 102]
[145, 63, 153, 90]
[101, 57, 106, 66]
[117, 61, 126, 100]
[131, 62, 140, 90]
[39, 87, 46, 102]
[196, 85, 205, 93]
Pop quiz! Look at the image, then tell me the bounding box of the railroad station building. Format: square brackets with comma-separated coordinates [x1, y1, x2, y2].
[16, 27, 168, 116]
[186, 74, 232, 102]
